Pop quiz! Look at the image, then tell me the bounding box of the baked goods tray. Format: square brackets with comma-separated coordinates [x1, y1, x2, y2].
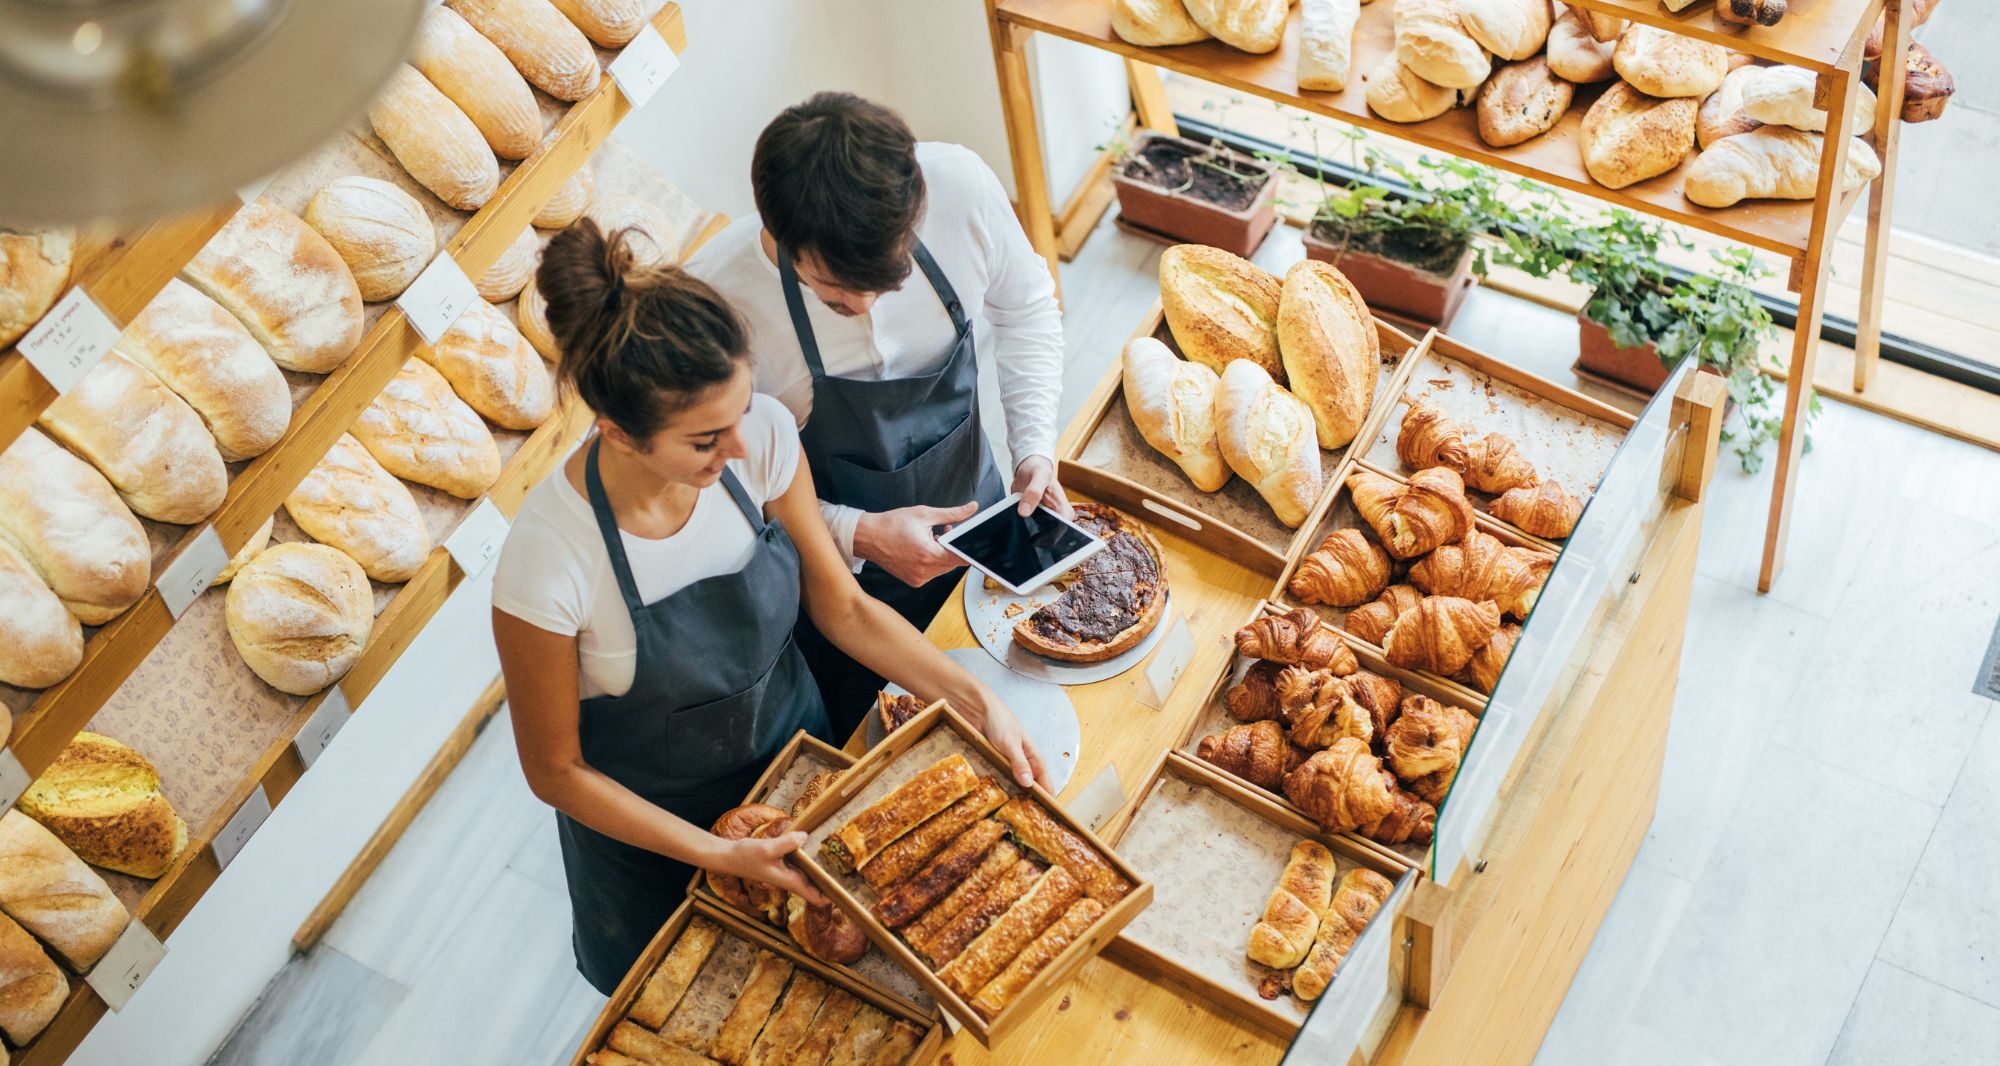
[1098, 751, 1415, 1040]
[1057, 301, 1424, 579]
[683, 729, 938, 1015]
[569, 895, 942, 1066]
[789, 702, 1152, 1046]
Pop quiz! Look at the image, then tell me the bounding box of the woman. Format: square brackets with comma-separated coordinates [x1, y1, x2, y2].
[492, 219, 1044, 994]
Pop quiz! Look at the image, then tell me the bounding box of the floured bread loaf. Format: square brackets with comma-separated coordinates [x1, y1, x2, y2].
[303, 176, 438, 303]
[477, 227, 539, 302]
[116, 277, 291, 461]
[0, 228, 73, 349]
[38, 350, 228, 525]
[352, 358, 503, 499]
[0, 429, 148, 624]
[419, 299, 555, 430]
[226, 542, 373, 695]
[286, 435, 432, 583]
[183, 200, 366, 373]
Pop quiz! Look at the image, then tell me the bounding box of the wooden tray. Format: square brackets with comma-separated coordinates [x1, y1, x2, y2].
[568, 895, 943, 1066]
[1057, 301, 1424, 578]
[788, 702, 1153, 1046]
[1097, 750, 1414, 1037]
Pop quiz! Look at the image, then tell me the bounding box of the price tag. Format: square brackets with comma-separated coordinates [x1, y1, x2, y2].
[1067, 764, 1126, 834]
[0, 748, 30, 817]
[156, 526, 230, 619]
[444, 499, 510, 577]
[85, 920, 167, 1011]
[211, 784, 272, 872]
[395, 252, 477, 345]
[15, 287, 121, 395]
[1136, 616, 1195, 710]
[607, 23, 679, 108]
[294, 684, 352, 770]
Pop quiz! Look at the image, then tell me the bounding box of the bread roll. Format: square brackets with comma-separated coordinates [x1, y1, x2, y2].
[1215, 360, 1321, 529]
[0, 540, 81, 689]
[1278, 260, 1378, 450]
[529, 129, 596, 228]
[419, 298, 555, 430]
[1544, 8, 1615, 83]
[1869, 40, 1953, 124]
[39, 351, 228, 524]
[1365, 53, 1463, 123]
[1562, 2, 1622, 40]
[995, 795, 1133, 904]
[448, 0, 602, 101]
[1158, 244, 1283, 381]
[0, 228, 73, 349]
[1456, 0, 1550, 61]
[116, 278, 291, 461]
[303, 177, 438, 303]
[477, 227, 538, 302]
[0, 911, 65, 1045]
[0, 429, 148, 624]
[1685, 127, 1881, 208]
[18, 731, 188, 880]
[1613, 24, 1728, 99]
[1297, 0, 1361, 91]
[285, 435, 432, 583]
[1184, 0, 1286, 53]
[369, 64, 502, 212]
[548, 0, 647, 47]
[1581, 82, 1698, 190]
[0, 811, 127, 971]
[183, 200, 366, 374]
[210, 515, 273, 587]
[585, 195, 681, 268]
[1113, 0, 1211, 46]
[1476, 55, 1574, 147]
[226, 542, 373, 695]
[412, 6, 541, 160]
[519, 272, 560, 360]
[1698, 65, 1766, 149]
[1740, 64, 1877, 137]
[1121, 335, 1229, 492]
[1394, 0, 1490, 90]
[353, 358, 503, 499]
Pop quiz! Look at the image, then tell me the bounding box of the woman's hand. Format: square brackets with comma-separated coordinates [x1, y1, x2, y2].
[977, 701, 1048, 790]
[710, 831, 827, 906]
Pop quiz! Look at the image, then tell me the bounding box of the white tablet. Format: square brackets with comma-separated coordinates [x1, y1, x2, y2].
[939, 494, 1106, 595]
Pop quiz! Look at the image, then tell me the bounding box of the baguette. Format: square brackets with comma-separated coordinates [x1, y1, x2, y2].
[302, 176, 437, 303]
[628, 917, 719, 1028]
[369, 64, 501, 212]
[182, 200, 365, 374]
[1214, 359, 1321, 529]
[915, 856, 1044, 967]
[745, 972, 828, 1066]
[900, 840, 1023, 950]
[417, 298, 555, 431]
[709, 952, 793, 1065]
[0, 227, 72, 349]
[0, 538, 82, 689]
[549, 0, 649, 47]
[412, 6, 541, 160]
[1277, 259, 1378, 449]
[449, 0, 602, 101]
[821, 754, 978, 874]
[994, 796, 1132, 904]
[969, 897, 1105, 1019]
[859, 778, 1008, 892]
[0, 912, 65, 1045]
[0, 428, 148, 624]
[1121, 335, 1229, 492]
[285, 434, 433, 584]
[874, 818, 1009, 927]
[0, 810, 127, 971]
[352, 358, 503, 499]
[117, 277, 290, 461]
[39, 350, 228, 524]
[939, 865, 1083, 998]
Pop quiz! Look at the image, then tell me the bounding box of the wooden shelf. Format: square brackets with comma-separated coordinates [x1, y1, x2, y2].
[1560, 0, 1883, 73]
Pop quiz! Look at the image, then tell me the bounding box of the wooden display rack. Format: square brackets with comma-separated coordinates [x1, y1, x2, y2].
[982, 0, 1915, 592]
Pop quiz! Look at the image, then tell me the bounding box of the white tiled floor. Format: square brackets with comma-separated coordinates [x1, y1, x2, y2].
[211, 218, 2000, 1066]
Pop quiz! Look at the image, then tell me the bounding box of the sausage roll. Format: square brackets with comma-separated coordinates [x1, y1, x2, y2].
[859, 778, 1009, 890]
[969, 898, 1106, 1019]
[913, 857, 1044, 967]
[900, 840, 1023, 950]
[629, 918, 719, 1028]
[608, 1021, 717, 1065]
[995, 796, 1133, 903]
[823, 755, 979, 873]
[874, 819, 1009, 928]
[938, 866, 1084, 998]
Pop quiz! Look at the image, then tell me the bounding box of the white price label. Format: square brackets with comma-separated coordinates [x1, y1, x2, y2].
[1067, 764, 1126, 833]
[293, 684, 352, 771]
[1137, 616, 1195, 709]
[445, 499, 510, 577]
[15, 287, 121, 395]
[85, 920, 167, 1011]
[395, 252, 478, 345]
[211, 784, 272, 872]
[157, 526, 230, 619]
[607, 23, 679, 108]
[0, 748, 29, 816]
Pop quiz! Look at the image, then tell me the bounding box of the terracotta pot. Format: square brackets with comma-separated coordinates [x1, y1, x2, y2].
[1112, 132, 1279, 258]
[1576, 312, 1680, 394]
[1303, 226, 1476, 327]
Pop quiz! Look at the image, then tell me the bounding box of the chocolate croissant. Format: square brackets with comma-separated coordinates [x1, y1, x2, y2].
[1279, 666, 1373, 751]
[1282, 737, 1398, 833]
[1224, 660, 1286, 722]
[1455, 622, 1521, 694]
[1491, 479, 1583, 539]
[1461, 433, 1539, 495]
[1236, 608, 1358, 674]
[1347, 467, 1475, 559]
[1346, 585, 1425, 646]
[1386, 695, 1480, 805]
[1198, 720, 1292, 790]
[1383, 596, 1501, 676]
[1344, 669, 1406, 744]
[1406, 529, 1551, 620]
[1288, 529, 1392, 607]
[1396, 401, 1470, 473]
[1358, 786, 1436, 846]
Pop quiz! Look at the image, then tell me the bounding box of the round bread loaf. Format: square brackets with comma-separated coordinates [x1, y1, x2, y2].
[226, 542, 373, 696]
[1476, 56, 1575, 148]
[182, 200, 366, 373]
[369, 64, 502, 212]
[531, 132, 596, 229]
[38, 350, 228, 525]
[1457, 0, 1551, 61]
[1112, 0, 1210, 46]
[0, 539, 82, 690]
[1581, 82, 1698, 190]
[304, 177, 438, 303]
[210, 515, 274, 588]
[117, 277, 292, 461]
[549, 0, 648, 47]
[518, 272, 560, 360]
[477, 227, 538, 302]
[1613, 24, 1729, 99]
[0, 228, 73, 349]
[412, 6, 541, 160]
[285, 434, 432, 583]
[0, 428, 149, 625]
[17, 731, 188, 880]
[585, 195, 681, 268]
[420, 298, 555, 430]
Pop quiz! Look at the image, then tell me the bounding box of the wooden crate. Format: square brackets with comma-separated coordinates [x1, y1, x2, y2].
[788, 701, 1153, 1047]
[1056, 301, 1426, 578]
[1096, 750, 1415, 1038]
[568, 895, 943, 1066]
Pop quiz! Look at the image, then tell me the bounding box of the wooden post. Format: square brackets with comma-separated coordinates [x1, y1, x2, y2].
[1125, 59, 1179, 137]
[1672, 370, 1728, 503]
[1855, 0, 1908, 393]
[1404, 879, 1454, 1009]
[986, 3, 1063, 296]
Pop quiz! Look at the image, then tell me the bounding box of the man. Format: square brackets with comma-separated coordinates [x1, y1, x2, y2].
[687, 92, 1065, 734]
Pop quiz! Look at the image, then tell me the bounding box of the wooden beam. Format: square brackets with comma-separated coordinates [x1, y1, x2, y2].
[1125, 59, 1179, 136]
[1672, 370, 1729, 503]
[987, 4, 1063, 296]
[1854, 0, 1909, 392]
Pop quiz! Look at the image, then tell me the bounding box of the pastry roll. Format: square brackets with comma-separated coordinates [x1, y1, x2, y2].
[994, 796, 1133, 903]
[629, 918, 720, 1028]
[860, 778, 1008, 890]
[938, 866, 1083, 998]
[790, 769, 843, 819]
[901, 840, 1023, 949]
[608, 1022, 718, 1065]
[587, 1051, 644, 1066]
[746, 971, 828, 1066]
[914, 857, 1044, 967]
[1293, 868, 1394, 1001]
[865, 1022, 924, 1065]
[826, 1006, 896, 1066]
[875, 819, 1008, 927]
[710, 952, 793, 1065]
[969, 898, 1106, 1019]
[822, 755, 979, 873]
[781, 988, 862, 1066]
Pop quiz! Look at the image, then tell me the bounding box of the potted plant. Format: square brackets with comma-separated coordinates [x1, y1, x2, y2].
[1108, 126, 1279, 258]
[1301, 155, 1499, 326]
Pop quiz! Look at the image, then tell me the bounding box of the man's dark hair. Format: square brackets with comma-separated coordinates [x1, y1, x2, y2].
[752, 92, 926, 293]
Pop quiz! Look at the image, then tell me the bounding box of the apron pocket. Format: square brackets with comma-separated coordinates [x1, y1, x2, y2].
[659, 637, 816, 782]
[816, 408, 993, 514]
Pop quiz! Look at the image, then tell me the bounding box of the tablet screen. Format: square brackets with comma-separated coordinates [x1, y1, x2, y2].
[947, 506, 1099, 589]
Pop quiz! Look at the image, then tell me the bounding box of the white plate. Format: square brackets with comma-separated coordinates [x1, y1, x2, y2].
[875, 648, 1082, 794]
[960, 576, 1175, 687]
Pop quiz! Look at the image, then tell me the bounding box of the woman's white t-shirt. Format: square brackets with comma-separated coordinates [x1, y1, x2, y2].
[492, 393, 801, 699]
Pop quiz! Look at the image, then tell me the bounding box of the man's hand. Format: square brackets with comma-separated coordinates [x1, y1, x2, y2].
[854, 502, 978, 587]
[1013, 455, 1070, 517]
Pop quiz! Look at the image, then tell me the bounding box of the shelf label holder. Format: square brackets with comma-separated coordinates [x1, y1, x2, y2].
[608, 23, 680, 109]
[294, 684, 353, 771]
[157, 526, 231, 619]
[211, 784, 273, 872]
[86, 920, 167, 1012]
[0, 748, 29, 817]
[16, 287, 122, 395]
[445, 499, 511, 577]
[396, 253, 478, 346]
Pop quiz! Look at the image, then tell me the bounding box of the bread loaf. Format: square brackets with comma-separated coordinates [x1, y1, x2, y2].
[353, 358, 503, 498]
[1740, 64, 1877, 136]
[1365, 53, 1463, 123]
[1456, 0, 1550, 61]
[0, 228, 73, 349]
[285, 434, 433, 583]
[1394, 0, 1491, 90]
[1298, 0, 1361, 92]
[0, 429, 148, 624]
[39, 351, 228, 524]
[1698, 65, 1765, 149]
[529, 129, 596, 228]
[0, 911, 65, 1045]
[1581, 82, 1698, 190]
[1277, 259, 1378, 449]
[369, 64, 502, 212]
[1184, 0, 1287, 53]
[1544, 8, 1615, 84]
[0, 811, 127, 970]
[1215, 360, 1322, 528]
[519, 272, 560, 359]
[1866, 40, 1954, 124]
[116, 277, 291, 461]
[1158, 244, 1283, 381]
[18, 732, 188, 880]
[1112, 0, 1210, 46]
[412, 6, 541, 160]
[182, 200, 366, 373]
[1685, 127, 1881, 208]
[0, 540, 81, 690]
[210, 515, 273, 587]
[477, 227, 538, 303]
[419, 298, 555, 430]
[548, 0, 648, 47]
[448, 0, 602, 101]
[303, 176, 438, 303]
[1613, 24, 1729, 99]
[585, 195, 681, 268]
[1121, 335, 1229, 492]
[226, 542, 373, 695]
[1477, 55, 1573, 147]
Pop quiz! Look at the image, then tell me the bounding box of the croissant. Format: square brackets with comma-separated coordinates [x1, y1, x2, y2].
[1282, 737, 1397, 833]
[1358, 787, 1436, 846]
[1383, 596, 1501, 676]
[1236, 608, 1358, 674]
[1395, 401, 1470, 473]
[1279, 667, 1373, 750]
[1288, 529, 1392, 607]
[1406, 529, 1552, 619]
[1455, 622, 1520, 694]
[1386, 696, 1480, 804]
[1247, 840, 1335, 968]
[1491, 479, 1583, 539]
[1347, 467, 1474, 559]
[1198, 720, 1291, 790]
[1224, 660, 1286, 722]
[1344, 670, 1406, 744]
[1345, 585, 1424, 646]
[1461, 433, 1539, 495]
[1293, 869, 1393, 1002]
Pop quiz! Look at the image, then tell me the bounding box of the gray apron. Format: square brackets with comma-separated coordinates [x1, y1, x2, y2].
[557, 438, 827, 993]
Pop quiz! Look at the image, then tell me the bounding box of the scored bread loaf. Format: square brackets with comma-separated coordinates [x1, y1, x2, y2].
[369, 64, 502, 212]
[1685, 127, 1881, 208]
[1456, 0, 1550, 61]
[1581, 82, 1698, 190]
[1477, 55, 1574, 147]
[0, 228, 74, 349]
[1365, 53, 1464, 123]
[0, 811, 127, 971]
[448, 0, 603, 101]
[477, 227, 538, 302]
[1298, 0, 1362, 92]
[210, 515, 273, 587]
[518, 271, 560, 360]
[1543, 7, 1616, 84]
[1613, 24, 1729, 99]
[226, 542, 374, 695]
[1394, 0, 1491, 90]
[1158, 243, 1284, 381]
[352, 358, 503, 498]
[182, 199, 366, 373]
[419, 298, 555, 430]
[0, 911, 66, 1045]
[548, 0, 648, 47]
[1698, 65, 1766, 149]
[1184, 0, 1287, 53]
[0, 540, 81, 690]
[39, 350, 228, 525]
[1215, 359, 1322, 529]
[585, 195, 681, 268]
[285, 434, 433, 583]
[529, 129, 596, 228]
[1740, 64, 1877, 136]
[1121, 335, 1230, 492]
[412, 6, 542, 160]
[18, 732, 188, 880]
[303, 176, 438, 303]
[1112, 0, 1210, 47]
[0, 428, 148, 625]
[1277, 259, 1379, 449]
[116, 277, 291, 461]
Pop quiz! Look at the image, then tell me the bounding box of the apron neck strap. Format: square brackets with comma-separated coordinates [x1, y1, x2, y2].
[777, 238, 967, 382]
[583, 437, 646, 613]
[715, 466, 764, 530]
[910, 239, 967, 331]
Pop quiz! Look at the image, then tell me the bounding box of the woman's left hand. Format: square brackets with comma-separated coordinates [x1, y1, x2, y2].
[979, 701, 1047, 790]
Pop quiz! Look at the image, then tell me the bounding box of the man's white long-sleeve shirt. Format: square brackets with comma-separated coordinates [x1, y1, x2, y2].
[684, 142, 1064, 566]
